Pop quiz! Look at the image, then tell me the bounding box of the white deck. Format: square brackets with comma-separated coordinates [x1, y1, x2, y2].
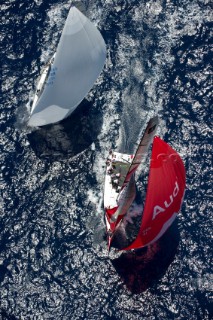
[104, 151, 133, 210]
[31, 55, 55, 113]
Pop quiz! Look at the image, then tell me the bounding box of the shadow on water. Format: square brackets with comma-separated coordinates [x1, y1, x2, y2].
[0, 309, 18, 320]
[111, 220, 180, 294]
[27, 99, 102, 161]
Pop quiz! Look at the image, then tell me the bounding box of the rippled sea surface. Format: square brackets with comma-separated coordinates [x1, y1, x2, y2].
[0, 0, 212, 319]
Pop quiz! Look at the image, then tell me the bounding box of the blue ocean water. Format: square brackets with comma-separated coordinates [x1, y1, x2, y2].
[0, 0, 212, 319]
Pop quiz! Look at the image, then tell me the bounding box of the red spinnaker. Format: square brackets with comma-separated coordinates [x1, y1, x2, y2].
[124, 136, 186, 250]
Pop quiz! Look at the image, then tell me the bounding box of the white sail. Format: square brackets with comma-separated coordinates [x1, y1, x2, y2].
[28, 6, 106, 126]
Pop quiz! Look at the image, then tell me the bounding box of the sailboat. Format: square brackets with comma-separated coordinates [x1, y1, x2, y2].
[104, 116, 186, 250]
[28, 6, 106, 127]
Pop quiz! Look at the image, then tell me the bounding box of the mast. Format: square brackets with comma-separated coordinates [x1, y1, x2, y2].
[106, 116, 159, 241]
[122, 116, 159, 189]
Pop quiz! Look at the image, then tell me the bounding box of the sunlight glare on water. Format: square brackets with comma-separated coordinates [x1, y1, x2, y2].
[0, 0, 212, 319]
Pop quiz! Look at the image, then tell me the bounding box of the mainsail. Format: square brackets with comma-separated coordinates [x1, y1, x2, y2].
[104, 117, 159, 249]
[106, 117, 159, 230]
[28, 6, 106, 126]
[122, 136, 186, 250]
[122, 116, 159, 189]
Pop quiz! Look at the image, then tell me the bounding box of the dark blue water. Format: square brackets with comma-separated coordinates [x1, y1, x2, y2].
[0, 0, 212, 319]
